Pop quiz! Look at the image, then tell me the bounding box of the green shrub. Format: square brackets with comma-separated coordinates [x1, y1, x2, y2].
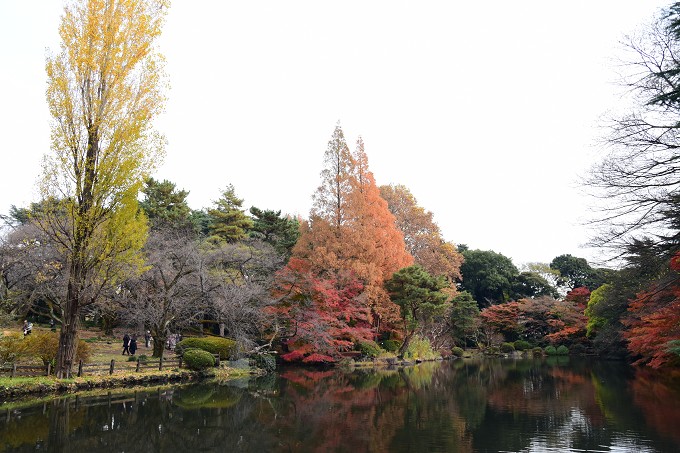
[532, 347, 544, 356]
[403, 336, 439, 361]
[356, 340, 382, 358]
[251, 353, 276, 373]
[380, 340, 400, 353]
[500, 342, 515, 353]
[451, 346, 464, 357]
[127, 354, 149, 362]
[176, 336, 236, 360]
[544, 345, 557, 356]
[556, 345, 569, 356]
[514, 340, 531, 351]
[183, 348, 215, 371]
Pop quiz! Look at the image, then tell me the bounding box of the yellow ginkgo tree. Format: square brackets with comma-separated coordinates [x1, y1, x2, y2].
[40, 0, 169, 378]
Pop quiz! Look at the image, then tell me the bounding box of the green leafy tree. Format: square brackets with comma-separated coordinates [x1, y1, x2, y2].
[188, 209, 212, 237]
[449, 291, 481, 347]
[207, 185, 254, 243]
[140, 178, 191, 229]
[512, 271, 559, 299]
[41, 0, 168, 377]
[249, 207, 300, 257]
[549, 254, 605, 290]
[386, 265, 450, 356]
[459, 249, 519, 306]
[585, 283, 611, 337]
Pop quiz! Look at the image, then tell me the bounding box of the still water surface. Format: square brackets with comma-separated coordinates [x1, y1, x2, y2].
[1, 357, 680, 452]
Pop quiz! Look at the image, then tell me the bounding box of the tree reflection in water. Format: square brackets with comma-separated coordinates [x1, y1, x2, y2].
[1, 359, 680, 452]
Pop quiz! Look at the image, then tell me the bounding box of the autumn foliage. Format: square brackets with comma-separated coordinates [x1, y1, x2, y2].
[271, 258, 373, 363]
[290, 126, 413, 341]
[624, 282, 680, 368]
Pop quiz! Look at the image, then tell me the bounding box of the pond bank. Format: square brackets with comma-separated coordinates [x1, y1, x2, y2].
[0, 366, 252, 402]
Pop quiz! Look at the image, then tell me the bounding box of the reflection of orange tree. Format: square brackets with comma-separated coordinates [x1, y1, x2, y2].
[485, 363, 601, 422]
[277, 368, 406, 452]
[277, 364, 474, 453]
[630, 369, 680, 444]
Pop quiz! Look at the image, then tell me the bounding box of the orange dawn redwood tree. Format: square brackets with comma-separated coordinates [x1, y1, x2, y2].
[291, 125, 413, 336]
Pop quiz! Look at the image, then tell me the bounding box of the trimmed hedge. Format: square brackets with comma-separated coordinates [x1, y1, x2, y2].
[501, 342, 515, 353]
[451, 346, 464, 358]
[356, 340, 382, 358]
[544, 345, 557, 356]
[556, 345, 569, 356]
[514, 340, 531, 351]
[175, 336, 236, 360]
[183, 348, 215, 370]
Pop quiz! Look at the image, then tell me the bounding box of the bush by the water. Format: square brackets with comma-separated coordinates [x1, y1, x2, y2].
[514, 340, 531, 351]
[451, 346, 464, 357]
[175, 336, 236, 360]
[250, 353, 276, 373]
[183, 348, 215, 370]
[356, 340, 382, 358]
[403, 336, 439, 361]
[501, 342, 515, 353]
[544, 345, 557, 356]
[380, 340, 400, 353]
[556, 345, 569, 355]
[532, 347, 544, 356]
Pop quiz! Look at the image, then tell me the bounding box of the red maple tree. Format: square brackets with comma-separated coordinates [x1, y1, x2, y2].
[270, 258, 373, 363]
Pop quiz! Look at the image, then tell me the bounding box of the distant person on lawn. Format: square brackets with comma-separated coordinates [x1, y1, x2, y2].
[122, 333, 130, 355]
[129, 335, 138, 356]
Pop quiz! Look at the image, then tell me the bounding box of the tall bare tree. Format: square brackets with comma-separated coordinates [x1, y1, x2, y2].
[117, 229, 205, 360]
[588, 4, 680, 258]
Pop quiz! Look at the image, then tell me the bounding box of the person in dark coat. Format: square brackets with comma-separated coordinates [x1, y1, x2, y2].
[122, 333, 130, 355]
[129, 335, 138, 356]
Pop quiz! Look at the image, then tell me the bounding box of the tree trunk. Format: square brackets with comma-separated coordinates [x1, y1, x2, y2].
[55, 281, 80, 378]
[219, 322, 225, 337]
[398, 331, 415, 359]
[152, 330, 166, 360]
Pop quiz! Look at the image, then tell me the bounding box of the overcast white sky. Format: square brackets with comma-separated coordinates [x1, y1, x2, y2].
[0, 1, 672, 267]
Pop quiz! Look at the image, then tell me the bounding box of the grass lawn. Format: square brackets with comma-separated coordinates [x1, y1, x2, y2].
[2, 325, 180, 376]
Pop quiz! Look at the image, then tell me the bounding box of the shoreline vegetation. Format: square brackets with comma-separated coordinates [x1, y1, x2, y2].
[0, 326, 256, 403]
[0, 326, 533, 404]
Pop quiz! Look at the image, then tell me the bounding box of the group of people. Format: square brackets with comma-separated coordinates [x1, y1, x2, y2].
[121, 333, 138, 355]
[122, 330, 154, 355]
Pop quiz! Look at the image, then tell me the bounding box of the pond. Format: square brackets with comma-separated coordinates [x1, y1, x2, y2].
[1, 357, 680, 452]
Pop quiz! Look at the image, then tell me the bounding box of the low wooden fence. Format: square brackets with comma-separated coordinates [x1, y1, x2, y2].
[75, 356, 184, 377]
[0, 353, 219, 378]
[0, 363, 52, 378]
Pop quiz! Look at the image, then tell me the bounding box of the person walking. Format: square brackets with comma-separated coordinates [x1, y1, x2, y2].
[144, 330, 151, 348]
[129, 335, 138, 356]
[122, 333, 130, 355]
